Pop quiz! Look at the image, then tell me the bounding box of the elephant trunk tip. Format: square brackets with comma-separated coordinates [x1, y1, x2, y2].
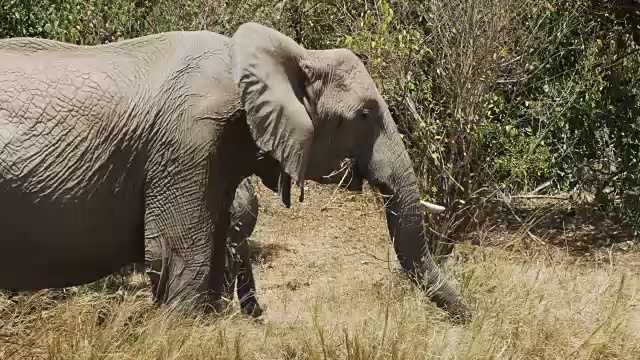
[421, 277, 473, 325]
[436, 295, 473, 325]
[405, 267, 473, 325]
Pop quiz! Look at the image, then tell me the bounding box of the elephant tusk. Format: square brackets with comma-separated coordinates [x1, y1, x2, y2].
[420, 200, 446, 214]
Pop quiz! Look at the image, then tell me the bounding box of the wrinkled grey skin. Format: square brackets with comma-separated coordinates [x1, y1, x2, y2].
[125, 176, 262, 316]
[0, 23, 471, 323]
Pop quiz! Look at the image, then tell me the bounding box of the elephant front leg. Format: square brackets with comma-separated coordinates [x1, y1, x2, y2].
[234, 237, 262, 317]
[143, 233, 165, 303]
[224, 231, 262, 317]
[144, 198, 217, 308]
[221, 238, 240, 308]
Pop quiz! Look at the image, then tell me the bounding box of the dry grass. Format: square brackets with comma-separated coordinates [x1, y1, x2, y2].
[1, 181, 639, 359]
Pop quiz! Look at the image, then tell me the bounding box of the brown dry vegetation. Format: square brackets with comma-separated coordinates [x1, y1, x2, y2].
[1, 181, 640, 359]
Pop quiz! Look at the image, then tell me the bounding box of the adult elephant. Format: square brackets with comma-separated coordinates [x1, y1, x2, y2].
[0, 22, 471, 322]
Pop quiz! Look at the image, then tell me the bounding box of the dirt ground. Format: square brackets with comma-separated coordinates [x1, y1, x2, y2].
[248, 180, 405, 325]
[250, 179, 640, 317]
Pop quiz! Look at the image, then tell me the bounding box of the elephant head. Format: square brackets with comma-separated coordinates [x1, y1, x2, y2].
[231, 23, 471, 323]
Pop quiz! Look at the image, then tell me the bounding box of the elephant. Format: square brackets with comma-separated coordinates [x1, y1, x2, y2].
[0, 22, 471, 323]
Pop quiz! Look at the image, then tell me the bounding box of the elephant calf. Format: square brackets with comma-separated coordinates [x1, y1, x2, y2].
[223, 177, 261, 316]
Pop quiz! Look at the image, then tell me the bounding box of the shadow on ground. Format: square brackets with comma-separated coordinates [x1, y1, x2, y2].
[1, 272, 150, 306]
[248, 241, 289, 264]
[482, 198, 639, 256]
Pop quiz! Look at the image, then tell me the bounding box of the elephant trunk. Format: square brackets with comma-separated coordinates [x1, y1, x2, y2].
[364, 125, 472, 323]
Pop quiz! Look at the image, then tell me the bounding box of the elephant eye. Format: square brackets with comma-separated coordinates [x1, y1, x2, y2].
[361, 108, 370, 119]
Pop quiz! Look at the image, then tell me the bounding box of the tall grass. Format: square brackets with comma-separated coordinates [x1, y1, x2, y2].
[1, 246, 638, 359]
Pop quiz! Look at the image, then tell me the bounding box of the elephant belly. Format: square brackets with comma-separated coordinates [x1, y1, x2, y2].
[0, 185, 144, 291]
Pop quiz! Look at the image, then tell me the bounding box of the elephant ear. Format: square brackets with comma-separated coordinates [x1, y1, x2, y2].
[231, 22, 314, 206]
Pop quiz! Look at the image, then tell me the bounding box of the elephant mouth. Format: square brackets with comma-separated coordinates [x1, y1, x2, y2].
[345, 165, 364, 191]
[318, 158, 364, 192]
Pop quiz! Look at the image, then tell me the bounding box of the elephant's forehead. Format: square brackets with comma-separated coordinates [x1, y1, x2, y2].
[336, 62, 378, 99]
[313, 48, 378, 98]
[329, 69, 374, 99]
[352, 80, 376, 100]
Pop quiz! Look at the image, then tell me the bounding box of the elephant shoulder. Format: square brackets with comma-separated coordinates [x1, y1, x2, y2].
[159, 31, 232, 55]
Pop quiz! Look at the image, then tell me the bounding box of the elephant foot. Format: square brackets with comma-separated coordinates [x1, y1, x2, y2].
[240, 298, 264, 318]
[448, 304, 473, 325]
[430, 292, 473, 325]
[199, 292, 233, 315]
